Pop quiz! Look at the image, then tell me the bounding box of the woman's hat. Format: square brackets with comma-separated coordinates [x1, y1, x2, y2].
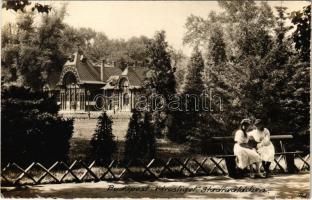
[240, 118, 251, 125]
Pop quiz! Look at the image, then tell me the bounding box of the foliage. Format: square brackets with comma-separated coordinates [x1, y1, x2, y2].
[1, 5, 68, 90]
[207, 23, 227, 65]
[168, 48, 205, 143]
[168, 47, 187, 93]
[142, 31, 177, 139]
[85, 35, 151, 70]
[1, 5, 160, 90]
[184, 1, 274, 59]
[1, 86, 73, 165]
[90, 112, 117, 165]
[183, 1, 310, 144]
[2, 0, 51, 13]
[218, 1, 274, 59]
[280, 61, 309, 135]
[290, 5, 311, 62]
[57, 26, 153, 71]
[183, 47, 205, 95]
[241, 5, 309, 137]
[124, 110, 155, 163]
[145, 31, 176, 97]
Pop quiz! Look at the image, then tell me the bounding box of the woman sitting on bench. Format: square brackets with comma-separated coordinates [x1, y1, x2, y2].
[248, 119, 275, 177]
[233, 119, 264, 178]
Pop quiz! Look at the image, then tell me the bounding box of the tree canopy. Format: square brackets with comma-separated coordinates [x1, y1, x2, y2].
[182, 1, 310, 141]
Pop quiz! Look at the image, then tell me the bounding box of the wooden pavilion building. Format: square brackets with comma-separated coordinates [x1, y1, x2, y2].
[54, 50, 148, 112]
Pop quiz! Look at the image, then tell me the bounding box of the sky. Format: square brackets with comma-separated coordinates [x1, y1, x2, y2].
[2, 1, 310, 56]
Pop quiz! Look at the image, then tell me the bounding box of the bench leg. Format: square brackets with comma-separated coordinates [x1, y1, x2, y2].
[224, 157, 238, 178]
[285, 153, 298, 174]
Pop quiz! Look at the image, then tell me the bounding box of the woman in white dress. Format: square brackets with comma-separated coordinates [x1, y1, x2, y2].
[248, 119, 275, 177]
[233, 119, 264, 178]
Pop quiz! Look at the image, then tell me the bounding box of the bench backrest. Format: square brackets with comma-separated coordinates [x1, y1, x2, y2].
[210, 134, 293, 141]
[206, 135, 294, 154]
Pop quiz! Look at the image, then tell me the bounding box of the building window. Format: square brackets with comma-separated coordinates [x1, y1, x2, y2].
[120, 79, 129, 93]
[123, 93, 129, 106]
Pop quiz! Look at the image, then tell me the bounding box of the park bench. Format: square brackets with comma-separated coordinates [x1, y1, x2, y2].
[208, 134, 310, 178]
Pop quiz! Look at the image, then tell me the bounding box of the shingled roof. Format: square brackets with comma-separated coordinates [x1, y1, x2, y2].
[60, 50, 149, 88]
[94, 66, 122, 82]
[126, 67, 149, 87]
[77, 60, 102, 83]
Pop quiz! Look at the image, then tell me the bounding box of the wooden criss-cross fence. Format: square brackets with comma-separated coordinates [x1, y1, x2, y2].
[1, 152, 310, 186]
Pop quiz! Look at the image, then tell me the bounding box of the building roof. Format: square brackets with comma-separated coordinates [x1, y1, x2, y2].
[127, 67, 149, 87]
[59, 50, 149, 89]
[94, 66, 122, 82]
[77, 60, 102, 82]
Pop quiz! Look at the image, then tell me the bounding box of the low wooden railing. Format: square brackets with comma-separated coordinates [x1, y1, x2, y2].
[1, 135, 309, 186]
[209, 134, 309, 175]
[1, 152, 309, 186]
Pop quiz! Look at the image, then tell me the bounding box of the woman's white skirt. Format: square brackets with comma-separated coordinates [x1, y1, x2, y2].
[234, 143, 262, 169]
[257, 142, 275, 163]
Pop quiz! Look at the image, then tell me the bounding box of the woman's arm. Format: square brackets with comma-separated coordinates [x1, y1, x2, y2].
[235, 130, 254, 149]
[257, 128, 271, 148]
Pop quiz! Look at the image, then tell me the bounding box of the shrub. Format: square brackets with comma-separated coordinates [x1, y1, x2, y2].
[1, 86, 73, 165]
[90, 112, 117, 165]
[124, 109, 155, 164]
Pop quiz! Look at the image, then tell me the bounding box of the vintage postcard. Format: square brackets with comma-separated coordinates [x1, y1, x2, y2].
[1, 0, 310, 199]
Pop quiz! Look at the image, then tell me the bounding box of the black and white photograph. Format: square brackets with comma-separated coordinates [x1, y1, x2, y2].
[0, 0, 310, 199]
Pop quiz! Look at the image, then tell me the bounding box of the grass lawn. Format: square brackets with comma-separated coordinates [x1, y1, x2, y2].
[69, 118, 192, 163]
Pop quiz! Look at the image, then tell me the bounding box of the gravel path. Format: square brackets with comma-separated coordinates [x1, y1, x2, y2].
[1, 173, 309, 199]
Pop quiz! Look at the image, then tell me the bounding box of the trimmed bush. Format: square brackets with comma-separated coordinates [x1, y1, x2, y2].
[90, 112, 117, 165]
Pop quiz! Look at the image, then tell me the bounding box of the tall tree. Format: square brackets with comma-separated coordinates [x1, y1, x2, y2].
[184, 47, 205, 95]
[207, 24, 227, 66]
[1, 4, 68, 90]
[277, 5, 310, 138]
[242, 6, 292, 119]
[124, 110, 155, 163]
[218, 0, 274, 59]
[183, 47, 206, 144]
[125, 36, 151, 66]
[184, 1, 274, 60]
[145, 30, 176, 98]
[241, 5, 309, 140]
[168, 47, 205, 143]
[144, 31, 177, 138]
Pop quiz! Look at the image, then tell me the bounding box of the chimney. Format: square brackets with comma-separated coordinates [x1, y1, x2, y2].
[101, 59, 105, 81]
